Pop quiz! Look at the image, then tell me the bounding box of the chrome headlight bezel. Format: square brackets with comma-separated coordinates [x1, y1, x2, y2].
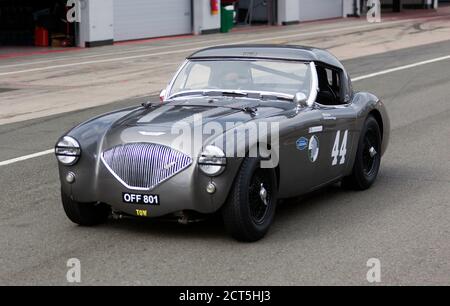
[55, 136, 81, 166]
[198, 145, 226, 177]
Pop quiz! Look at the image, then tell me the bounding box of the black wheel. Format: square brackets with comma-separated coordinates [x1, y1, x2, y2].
[221, 158, 278, 242]
[61, 189, 110, 226]
[342, 116, 382, 190]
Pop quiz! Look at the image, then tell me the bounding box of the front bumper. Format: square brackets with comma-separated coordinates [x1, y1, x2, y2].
[58, 156, 242, 218]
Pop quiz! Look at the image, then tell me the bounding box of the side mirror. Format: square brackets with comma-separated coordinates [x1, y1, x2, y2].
[159, 89, 167, 102]
[293, 92, 308, 107]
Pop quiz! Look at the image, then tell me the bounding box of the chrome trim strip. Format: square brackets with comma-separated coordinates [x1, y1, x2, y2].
[307, 62, 319, 107]
[168, 89, 295, 101]
[165, 60, 189, 100]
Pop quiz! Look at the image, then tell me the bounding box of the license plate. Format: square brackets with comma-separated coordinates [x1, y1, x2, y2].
[122, 193, 160, 205]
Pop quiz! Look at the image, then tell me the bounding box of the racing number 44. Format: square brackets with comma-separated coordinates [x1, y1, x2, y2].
[332, 130, 348, 166]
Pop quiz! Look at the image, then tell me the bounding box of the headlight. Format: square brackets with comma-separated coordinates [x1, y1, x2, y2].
[198, 145, 226, 176]
[55, 136, 81, 165]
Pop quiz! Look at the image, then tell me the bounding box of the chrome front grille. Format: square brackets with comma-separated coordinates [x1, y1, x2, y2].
[101, 143, 192, 190]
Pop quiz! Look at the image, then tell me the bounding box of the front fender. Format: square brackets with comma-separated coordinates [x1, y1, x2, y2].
[206, 118, 282, 209]
[58, 107, 138, 202]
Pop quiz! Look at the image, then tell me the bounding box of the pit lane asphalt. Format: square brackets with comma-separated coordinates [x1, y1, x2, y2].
[0, 41, 449, 285]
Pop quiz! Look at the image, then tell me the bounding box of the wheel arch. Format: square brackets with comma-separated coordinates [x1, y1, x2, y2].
[240, 141, 281, 191]
[368, 109, 384, 141]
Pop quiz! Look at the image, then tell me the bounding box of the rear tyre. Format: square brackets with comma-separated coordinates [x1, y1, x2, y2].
[342, 116, 382, 190]
[61, 190, 110, 226]
[222, 158, 278, 242]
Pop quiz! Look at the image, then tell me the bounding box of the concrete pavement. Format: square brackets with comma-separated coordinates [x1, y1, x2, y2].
[1, 8, 450, 125]
[0, 38, 449, 285]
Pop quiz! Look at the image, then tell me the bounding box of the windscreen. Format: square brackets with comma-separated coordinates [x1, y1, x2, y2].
[170, 59, 312, 98]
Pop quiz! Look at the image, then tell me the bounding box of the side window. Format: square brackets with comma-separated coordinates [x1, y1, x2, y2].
[250, 61, 310, 94]
[317, 66, 343, 105]
[328, 69, 341, 99]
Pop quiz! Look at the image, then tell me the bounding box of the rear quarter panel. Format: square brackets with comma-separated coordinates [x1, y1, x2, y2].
[349, 92, 390, 164]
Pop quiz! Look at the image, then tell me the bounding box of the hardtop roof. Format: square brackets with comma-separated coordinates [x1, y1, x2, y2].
[188, 44, 344, 69]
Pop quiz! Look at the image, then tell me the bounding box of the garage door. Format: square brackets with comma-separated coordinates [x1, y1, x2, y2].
[113, 0, 192, 41]
[299, 0, 343, 22]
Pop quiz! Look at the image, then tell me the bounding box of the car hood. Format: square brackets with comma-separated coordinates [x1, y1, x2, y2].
[100, 97, 295, 155]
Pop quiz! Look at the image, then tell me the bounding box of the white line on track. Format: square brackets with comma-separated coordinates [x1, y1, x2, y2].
[352, 55, 450, 81]
[0, 53, 449, 167]
[3, 16, 442, 71]
[0, 149, 54, 166]
[0, 17, 436, 75]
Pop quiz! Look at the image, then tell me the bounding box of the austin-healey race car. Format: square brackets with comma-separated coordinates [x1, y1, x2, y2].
[55, 45, 389, 242]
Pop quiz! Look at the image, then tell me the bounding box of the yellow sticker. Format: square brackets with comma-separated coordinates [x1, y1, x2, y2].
[135, 209, 148, 217]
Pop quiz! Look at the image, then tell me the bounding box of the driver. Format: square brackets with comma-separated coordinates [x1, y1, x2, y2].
[220, 63, 252, 89]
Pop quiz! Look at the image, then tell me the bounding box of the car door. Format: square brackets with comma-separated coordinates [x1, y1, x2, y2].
[318, 104, 357, 182]
[278, 107, 329, 198]
[314, 66, 357, 183]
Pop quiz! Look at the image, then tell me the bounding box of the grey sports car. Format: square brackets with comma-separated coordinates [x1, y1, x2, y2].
[55, 45, 389, 242]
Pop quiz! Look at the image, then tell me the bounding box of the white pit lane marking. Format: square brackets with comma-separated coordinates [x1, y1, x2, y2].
[0, 149, 54, 166]
[0, 17, 439, 75]
[0, 18, 409, 71]
[0, 54, 450, 167]
[352, 55, 450, 81]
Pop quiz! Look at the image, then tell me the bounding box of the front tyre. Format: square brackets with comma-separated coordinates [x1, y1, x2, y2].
[222, 158, 278, 242]
[61, 190, 110, 226]
[342, 115, 382, 190]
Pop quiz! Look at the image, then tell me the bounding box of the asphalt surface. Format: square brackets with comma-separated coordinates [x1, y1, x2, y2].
[0, 40, 449, 285]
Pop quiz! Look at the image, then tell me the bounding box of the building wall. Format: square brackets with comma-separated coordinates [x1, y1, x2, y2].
[298, 0, 343, 21]
[79, 0, 352, 46]
[193, 0, 221, 34]
[278, 0, 301, 24]
[78, 0, 438, 47]
[79, 0, 114, 47]
[88, 0, 113, 43]
[278, 0, 355, 24]
[343, 0, 357, 16]
[113, 0, 192, 41]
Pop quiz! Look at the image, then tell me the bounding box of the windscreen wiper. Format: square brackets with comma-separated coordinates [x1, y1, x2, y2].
[141, 101, 160, 109]
[212, 104, 258, 116]
[260, 93, 293, 102]
[204, 90, 293, 102]
[203, 90, 249, 98]
[171, 101, 258, 116]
